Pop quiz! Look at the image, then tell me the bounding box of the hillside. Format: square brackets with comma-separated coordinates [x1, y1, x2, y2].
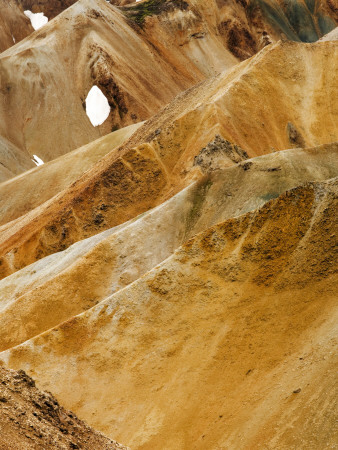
[0, 39, 336, 280]
[0, 0, 337, 448]
[1, 178, 337, 448]
[0, 366, 128, 449]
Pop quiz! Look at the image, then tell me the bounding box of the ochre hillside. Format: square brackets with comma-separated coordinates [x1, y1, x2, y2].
[1, 0, 336, 176]
[0, 366, 128, 449]
[0, 1, 337, 448]
[0, 0, 237, 173]
[1, 178, 337, 449]
[0, 40, 336, 280]
[0, 143, 337, 352]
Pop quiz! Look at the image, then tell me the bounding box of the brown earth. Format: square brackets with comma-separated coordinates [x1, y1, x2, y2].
[6, 0, 338, 54]
[0, 39, 336, 280]
[0, 0, 237, 174]
[1, 177, 337, 449]
[0, 366, 128, 449]
[1, 0, 337, 177]
[0, 2, 337, 448]
[0, 142, 337, 352]
[17, 0, 135, 20]
[0, 0, 33, 53]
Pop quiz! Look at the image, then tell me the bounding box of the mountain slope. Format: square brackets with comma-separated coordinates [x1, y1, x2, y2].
[1, 0, 337, 176]
[0, 1, 337, 448]
[0, 0, 33, 53]
[0, 135, 35, 183]
[1, 177, 337, 449]
[0, 122, 142, 226]
[0, 366, 128, 449]
[0, 142, 337, 352]
[0, 39, 336, 280]
[0, 0, 238, 173]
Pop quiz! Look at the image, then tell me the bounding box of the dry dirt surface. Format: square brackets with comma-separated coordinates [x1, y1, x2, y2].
[0, 366, 128, 449]
[0, 142, 337, 352]
[0, 39, 336, 280]
[1, 177, 337, 449]
[1, 0, 336, 177]
[0, 0, 33, 53]
[0, 1, 337, 449]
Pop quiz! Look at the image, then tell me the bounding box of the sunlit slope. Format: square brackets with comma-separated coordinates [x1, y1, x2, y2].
[0, 40, 336, 280]
[1, 177, 337, 449]
[0, 0, 238, 171]
[1, 0, 336, 174]
[0, 143, 337, 351]
[0, 122, 142, 226]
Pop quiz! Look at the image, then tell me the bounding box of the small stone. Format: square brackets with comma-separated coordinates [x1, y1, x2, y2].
[293, 388, 301, 394]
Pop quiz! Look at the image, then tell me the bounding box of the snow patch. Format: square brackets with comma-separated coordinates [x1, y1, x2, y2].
[85, 86, 110, 127]
[32, 155, 44, 166]
[24, 10, 48, 30]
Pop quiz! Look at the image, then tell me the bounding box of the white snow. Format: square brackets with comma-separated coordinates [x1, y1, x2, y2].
[24, 10, 48, 30]
[32, 155, 44, 166]
[85, 86, 110, 127]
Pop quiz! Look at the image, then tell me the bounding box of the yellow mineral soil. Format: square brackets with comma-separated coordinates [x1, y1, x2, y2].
[0, 122, 142, 226]
[1, 177, 337, 449]
[0, 40, 337, 279]
[0, 143, 337, 351]
[3, 0, 336, 178]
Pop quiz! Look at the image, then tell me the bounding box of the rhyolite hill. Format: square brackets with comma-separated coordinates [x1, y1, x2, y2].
[0, 1, 337, 449]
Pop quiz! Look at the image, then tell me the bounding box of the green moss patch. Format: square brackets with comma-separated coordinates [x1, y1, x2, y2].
[121, 0, 188, 27]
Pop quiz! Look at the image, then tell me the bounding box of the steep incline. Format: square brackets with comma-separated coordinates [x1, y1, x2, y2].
[0, 0, 33, 53]
[17, 0, 134, 21]
[1, 0, 337, 174]
[1, 177, 337, 449]
[320, 25, 338, 40]
[0, 135, 35, 183]
[247, 0, 337, 42]
[0, 143, 337, 351]
[0, 122, 142, 226]
[0, 367, 128, 449]
[0, 40, 336, 279]
[0, 0, 237, 172]
[6, 0, 337, 55]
